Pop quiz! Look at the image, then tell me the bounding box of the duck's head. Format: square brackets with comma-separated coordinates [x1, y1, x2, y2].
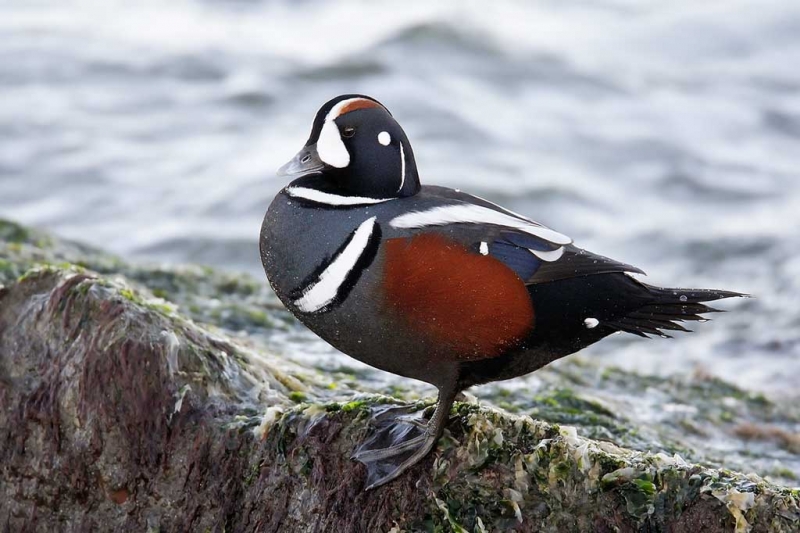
[278, 94, 420, 203]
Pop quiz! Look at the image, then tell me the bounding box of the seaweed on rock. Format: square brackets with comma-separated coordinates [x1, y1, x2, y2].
[0, 219, 798, 532]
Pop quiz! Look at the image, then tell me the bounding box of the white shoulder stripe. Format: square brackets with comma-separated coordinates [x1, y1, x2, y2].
[389, 204, 572, 245]
[293, 217, 377, 313]
[285, 186, 394, 206]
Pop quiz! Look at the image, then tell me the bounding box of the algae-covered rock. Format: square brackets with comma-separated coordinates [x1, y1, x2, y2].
[1, 218, 798, 532]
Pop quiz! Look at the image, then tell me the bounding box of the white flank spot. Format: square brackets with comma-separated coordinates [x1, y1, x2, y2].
[529, 246, 565, 262]
[285, 186, 394, 206]
[293, 217, 377, 313]
[397, 143, 406, 193]
[479, 242, 489, 255]
[317, 120, 350, 168]
[378, 131, 391, 146]
[584, 318, 600, 329]
[390, 204, 572, 245]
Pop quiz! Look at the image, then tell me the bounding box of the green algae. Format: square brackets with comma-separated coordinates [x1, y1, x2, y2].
[288, 391, 307, 403]
[0, 218, 290, 340]
[2, 219, 800, 532]
[0, 219, 33, 244]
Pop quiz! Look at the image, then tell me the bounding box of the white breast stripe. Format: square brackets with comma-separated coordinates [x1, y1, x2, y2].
[397, 143, 406, 193]
[286, 186, 394, 206]
[389, 204, 572, 245]
[530, 246, 565, 262]
[293, 217, 377, 313]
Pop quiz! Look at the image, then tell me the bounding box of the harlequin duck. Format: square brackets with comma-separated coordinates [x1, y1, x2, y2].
[259, 94, 744, 490]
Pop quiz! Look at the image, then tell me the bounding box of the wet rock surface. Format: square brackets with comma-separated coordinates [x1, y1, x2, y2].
[1, 218, 798, 532]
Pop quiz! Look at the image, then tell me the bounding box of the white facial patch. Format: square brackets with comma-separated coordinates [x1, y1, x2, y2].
[378, 131, 391, 146]
[315, 97, 381, 169]
[317, 120, 350, 168]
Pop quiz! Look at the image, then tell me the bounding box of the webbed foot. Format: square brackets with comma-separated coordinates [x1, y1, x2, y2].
[352, 390, 457, 490]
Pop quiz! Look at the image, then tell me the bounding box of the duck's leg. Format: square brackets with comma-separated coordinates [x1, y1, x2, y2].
[353, 385, 458, 490]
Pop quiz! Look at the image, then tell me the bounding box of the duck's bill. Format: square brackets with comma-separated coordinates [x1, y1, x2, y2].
[277, 144, 325, 178]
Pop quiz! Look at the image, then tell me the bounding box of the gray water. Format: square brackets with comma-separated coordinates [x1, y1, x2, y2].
[1, 0, 798, 396]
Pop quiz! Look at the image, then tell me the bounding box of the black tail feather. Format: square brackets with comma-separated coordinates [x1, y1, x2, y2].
[604, 283, 747, 339]
[644, 285, 747, 304]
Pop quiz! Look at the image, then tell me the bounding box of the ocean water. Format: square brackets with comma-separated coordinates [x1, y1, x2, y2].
[1, 0, 798, 396]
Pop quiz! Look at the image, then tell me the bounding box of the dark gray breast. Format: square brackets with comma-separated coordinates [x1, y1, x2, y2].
[259, 184, 540, 305]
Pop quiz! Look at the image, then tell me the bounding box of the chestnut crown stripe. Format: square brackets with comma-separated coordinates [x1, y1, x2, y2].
[389, 204, 573, 246]
[293, 216, 378, 313]
[325, 97, 385, 126]
[317, 98, 385, 169]
[336, 98, 384, 117]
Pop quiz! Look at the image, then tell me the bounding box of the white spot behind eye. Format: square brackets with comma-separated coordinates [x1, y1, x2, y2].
[479, 242, 489, 255]
[378, 131, 391, 146]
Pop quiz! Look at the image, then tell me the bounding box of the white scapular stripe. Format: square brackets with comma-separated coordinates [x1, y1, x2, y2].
[293, 217, 377, 313]
[465, 192, 536, 223]
[389, 204, 572, 245]
[397, 143, 406, 193]
[285, 186, 394, 206]
[529, 246, 565, 262]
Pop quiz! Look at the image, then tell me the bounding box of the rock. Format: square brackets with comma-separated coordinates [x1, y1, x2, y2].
[1, 218, 799, 532]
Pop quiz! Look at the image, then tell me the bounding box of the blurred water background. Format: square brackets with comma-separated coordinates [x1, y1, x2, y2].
[1, 0, 798, 397]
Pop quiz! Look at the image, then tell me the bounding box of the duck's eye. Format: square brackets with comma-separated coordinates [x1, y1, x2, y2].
[342, 126, 356, 138]
[300, 154, 311, 163]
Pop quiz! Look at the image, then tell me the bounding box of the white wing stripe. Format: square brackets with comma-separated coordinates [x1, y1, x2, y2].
[286, 186, 394, 206]
[389, 204, 572, 245]
[293, 217, 377, 313]
[530, 247, 565, 262]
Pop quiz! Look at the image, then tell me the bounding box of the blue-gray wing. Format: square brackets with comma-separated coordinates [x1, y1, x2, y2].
[481, 231, 645, 285]
[415, 185, 645, 284]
